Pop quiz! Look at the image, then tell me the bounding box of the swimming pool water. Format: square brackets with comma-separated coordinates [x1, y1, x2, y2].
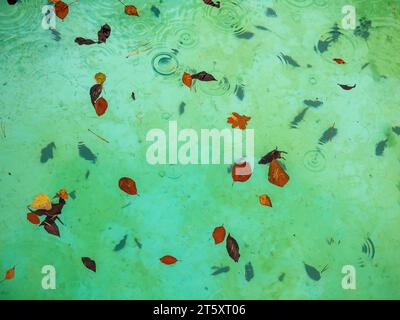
[0, 0, 400, 300]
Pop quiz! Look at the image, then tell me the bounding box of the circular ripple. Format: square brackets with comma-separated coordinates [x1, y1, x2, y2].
[151, 52, 179, 76]
[203, 0, 249, 34]
[175, 27, 199, 49]
[303, 149, 326, 172]
[314, 29, 360, 64]
[197, 72, 231, 96]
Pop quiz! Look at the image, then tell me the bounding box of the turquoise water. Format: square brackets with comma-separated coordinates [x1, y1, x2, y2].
[1, 0, 400, 300]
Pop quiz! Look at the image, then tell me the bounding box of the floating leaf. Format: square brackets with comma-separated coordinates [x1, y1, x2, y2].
[55, 1, 69, 20]
[56, 188, 69, 200]
[268, 159, 289, 187]
[118, 177, 138, 195]
[94, 72, 106, 85]
[89, 84, 103, 106]
[75, 37, 96, 46]
[232, 161, 252, 182]
[160, 255, 177, 265]
[338, 84, 356, 90]
[227, 112, 251, 130]
[94, 97, 108, 116]
[30, 194, 52, 210]
[212, 225, 226, 244]
[182, 72, 192, 88]
[82, 257, 96, 272]
[191, 71, 217, 82]
[44, 222, 60, 237]
[259, 194, 272, 207]
[27, 212, 40, 225]
[97, 24, 111, 44]
[226, 233, 240, 262]
[125, 5, 139, 16]
[4, 266, 15, 280]
[333, 58, 346, 64]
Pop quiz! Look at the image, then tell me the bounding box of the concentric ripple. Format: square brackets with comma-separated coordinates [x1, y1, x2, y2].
[197, 71, 231, 96]
[303, 149, 327, 172]
[202, 0, 250, 35]
[151, 52, 179, 76]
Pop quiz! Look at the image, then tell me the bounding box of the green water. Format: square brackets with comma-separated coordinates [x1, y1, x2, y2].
[1, 0, 400, 300]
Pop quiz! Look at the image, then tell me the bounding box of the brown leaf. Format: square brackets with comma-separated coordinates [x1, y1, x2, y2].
[226, 233, 240, 262]
[82, 257, 96, 272]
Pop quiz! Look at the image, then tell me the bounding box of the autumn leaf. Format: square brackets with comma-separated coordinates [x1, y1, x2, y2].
[212, 225, 226, 244]
[182, 72, 192, 88]
[160, 255, 178, 265]
[227, 112, 251, 130]
[4, 266, 15, 280]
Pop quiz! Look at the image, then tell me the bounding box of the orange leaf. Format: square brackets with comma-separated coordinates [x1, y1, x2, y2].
[55, 1, 69, 20]
[27, 212, 40, 225]
[259, 194, 272, 207]
[160, 255, 177, 265]
[5, 266, 15, 280]
[125, 5, 139, 16]
[232, 161, 252, 182]
[118, 177, 138, 195]
[333, 58, 346, 64]
[268, 160, 289, 187]
[227, 112, 251, 130]
[182, 72, 192, 88]
[94, 97, 108, 116]
[212, 225, 226, 244]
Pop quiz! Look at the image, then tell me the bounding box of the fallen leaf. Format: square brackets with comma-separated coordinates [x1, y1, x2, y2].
[94, 97, 108, 116]
[212, 225, 226, 244]
[232, 161, 252, 182]
[227, 112, 251, 130]
[268, 159, 289, 187]
[160, 255, 177, 265]
[333, 58, 346, 64]
[44, 222, 60, 237]
[5, 266, 15, 280]
[191, 71, 217, 81]
[30, 194, 51, 210]
[118, 177, 138, 195]
[259, 194, 272, 207]
[82, 257, 96, 272]
[182, 72, 192, 88]
[125, 5, 139, 16]
[27, 212, 40, 225]
[94, 72, 106, 85]
[55, 1, 69, 20]
[338, 84, 356, 90]
[226, 234, 240, 262]
[90, 84, 103, 106]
